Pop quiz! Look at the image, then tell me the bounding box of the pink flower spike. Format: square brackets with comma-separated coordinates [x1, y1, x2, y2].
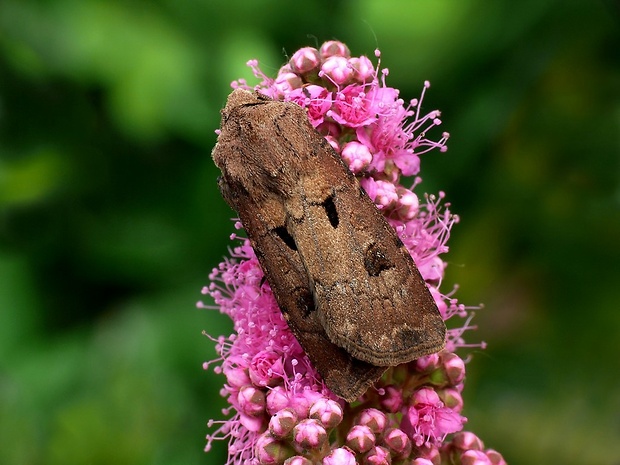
[204, 41, 503, 465]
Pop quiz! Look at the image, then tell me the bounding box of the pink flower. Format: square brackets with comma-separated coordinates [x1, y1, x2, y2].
[202, 40, 497, 465]
[328, 84, 379, 127]
[249, 350, 284, 387]
[401, 387, 466, 447]
[286, 85, 333, 127]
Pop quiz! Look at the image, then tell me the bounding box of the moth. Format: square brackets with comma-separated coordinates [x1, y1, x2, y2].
[212, 89, 446, 402]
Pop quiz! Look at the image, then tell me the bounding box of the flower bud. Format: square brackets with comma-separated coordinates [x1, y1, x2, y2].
[486, 449, 507, 465]
[415, 353, 441, 373]
[355, 408, 387, 435]
[441, 352, 465, 385]
[349, 55, 375, 83]
[412, 387, 441, 407]
[293, 419, 327, 450]
[289, 391, 323, 419]
[223, 364, 251, 388]
[269, 408, 298, 439]
[346, 425, 375, 453]
[320, 56, 353, 85]
[239, 412, 266, 432]
[341, 141, 372, 173]
[309, 398, 343, 429]
[439, 388, 464, 412]
[289, 47, 321, 75]
[324, 135, 340, 153]
[266, 386, 290, 415]
[237, 385, 266, 417]
[284, 456, 313, 465]
[322, 447, 356, 465]
[363, 445, 391, 465]
[373, 180, 399, 210]
[319, 40, 350, 59]
[461, 450, 492, 465]
[383, 428, 411, 458]
[379, 385, 403, 413]
[395, 186, 419, 220]
[418, 445, 440, 464]
[273, 72, 303, 94]
[452, 432, 484, 451]
[412, 459, 434, 465]
[255, 433, 294, 465]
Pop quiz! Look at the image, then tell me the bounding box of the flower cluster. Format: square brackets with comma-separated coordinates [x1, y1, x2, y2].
[201, 41, 505, 465]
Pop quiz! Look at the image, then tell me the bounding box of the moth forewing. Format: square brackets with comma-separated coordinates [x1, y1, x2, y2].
[287, 149, 446, 366]
[212, 88, 446, 401]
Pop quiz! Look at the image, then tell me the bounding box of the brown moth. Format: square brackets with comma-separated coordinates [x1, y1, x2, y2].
[212, 89, 446, 402]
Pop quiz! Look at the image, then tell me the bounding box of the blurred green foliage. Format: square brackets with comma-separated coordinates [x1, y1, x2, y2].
[0, 1, 618, 464]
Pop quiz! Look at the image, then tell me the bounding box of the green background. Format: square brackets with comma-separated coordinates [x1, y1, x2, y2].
[1, 1, 618, 464]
